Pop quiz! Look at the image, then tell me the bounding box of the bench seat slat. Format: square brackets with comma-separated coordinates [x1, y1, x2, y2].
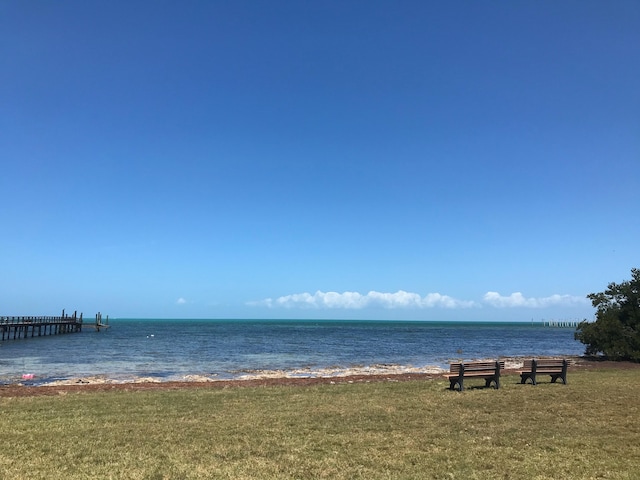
[445, 372, 494, 378]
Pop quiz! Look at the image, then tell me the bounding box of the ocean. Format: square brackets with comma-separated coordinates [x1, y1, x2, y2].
[0, 319, 585, 385]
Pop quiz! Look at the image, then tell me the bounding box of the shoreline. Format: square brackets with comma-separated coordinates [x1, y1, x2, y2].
[9, 363, 452, 388]
[4, 356, 637, 397]
[7, 358, 530, 388]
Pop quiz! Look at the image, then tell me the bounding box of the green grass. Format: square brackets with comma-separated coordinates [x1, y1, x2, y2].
[1, 368, 639, 479]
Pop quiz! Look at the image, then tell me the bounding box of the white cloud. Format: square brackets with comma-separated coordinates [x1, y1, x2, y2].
[249, 289, 588, 310]
[482, 292, 587, 308]
[176, 297, 187, 305]
[250, 290, 476, 310]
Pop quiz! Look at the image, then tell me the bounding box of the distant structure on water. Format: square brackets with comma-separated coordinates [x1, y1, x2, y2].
[540, 319, 580, 328]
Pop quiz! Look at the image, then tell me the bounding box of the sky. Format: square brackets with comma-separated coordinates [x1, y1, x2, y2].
[1, 1, 638, 321]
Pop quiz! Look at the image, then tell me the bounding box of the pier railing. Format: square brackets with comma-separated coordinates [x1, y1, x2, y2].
[1, 315, 81, 325]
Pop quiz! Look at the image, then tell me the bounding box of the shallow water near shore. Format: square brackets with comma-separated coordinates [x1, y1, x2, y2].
[0, 319, 584, 385]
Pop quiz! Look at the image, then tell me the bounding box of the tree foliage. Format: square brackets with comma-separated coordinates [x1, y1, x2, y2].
[575, 268, 640, 361]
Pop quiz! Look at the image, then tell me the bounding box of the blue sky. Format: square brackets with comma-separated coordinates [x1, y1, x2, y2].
[2, 1, 638, 321]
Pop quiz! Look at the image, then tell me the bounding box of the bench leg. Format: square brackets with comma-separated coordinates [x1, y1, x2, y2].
[484, 378, 500, 389]
[449, 378, 464, 391]
[550, 374, 567, 385]
[521, 373, 537, 385]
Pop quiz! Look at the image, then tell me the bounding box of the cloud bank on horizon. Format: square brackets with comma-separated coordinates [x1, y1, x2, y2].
[250, 290, 588, 310]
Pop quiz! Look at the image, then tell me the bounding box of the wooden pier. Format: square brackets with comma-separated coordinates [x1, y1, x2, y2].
[0, 310, 84, 341]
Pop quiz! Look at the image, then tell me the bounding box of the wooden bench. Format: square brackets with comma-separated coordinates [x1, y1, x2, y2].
[518, 358, 568, 385]
[445, 360, 504, 391]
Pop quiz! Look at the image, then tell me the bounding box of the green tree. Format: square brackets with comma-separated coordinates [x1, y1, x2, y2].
[575, 268, 640, 361]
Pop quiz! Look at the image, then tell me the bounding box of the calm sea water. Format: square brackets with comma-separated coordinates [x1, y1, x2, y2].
[0, 319, 584, 385]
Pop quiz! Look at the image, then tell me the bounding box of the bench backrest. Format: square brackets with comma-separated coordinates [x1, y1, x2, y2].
[534, 358, 568, 370]
[449, 361, 504, 375]
[522, 358, 568, 373]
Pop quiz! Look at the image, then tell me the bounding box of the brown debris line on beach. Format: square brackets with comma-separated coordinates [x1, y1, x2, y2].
[2, 357, 639, 398]
[0, 373, 441, 398]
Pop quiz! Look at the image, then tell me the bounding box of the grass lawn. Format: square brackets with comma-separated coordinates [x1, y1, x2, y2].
[1, 368, 639, 479]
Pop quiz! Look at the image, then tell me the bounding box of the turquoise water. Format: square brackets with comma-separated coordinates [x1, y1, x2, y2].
[0, 319, 584, 384]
